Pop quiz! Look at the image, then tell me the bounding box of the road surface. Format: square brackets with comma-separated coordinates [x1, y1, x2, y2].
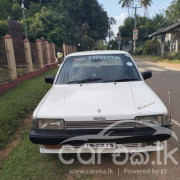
[67, 59, 180, 180]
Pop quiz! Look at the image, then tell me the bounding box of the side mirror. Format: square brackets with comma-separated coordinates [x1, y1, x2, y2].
[141, 71, 152, 80]
[45, 76, 55, 84]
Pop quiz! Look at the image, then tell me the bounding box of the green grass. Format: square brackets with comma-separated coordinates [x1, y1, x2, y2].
[0, 67, 93, 180]
[17, 68, 27, 75]
[133, 55, 180, 64]
[0, 126, 92, 180]
[0, 68, 58, 148]
[0, 129, 68, 180]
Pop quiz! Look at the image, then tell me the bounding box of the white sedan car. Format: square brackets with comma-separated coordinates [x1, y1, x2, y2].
[30, 51, 172, 153]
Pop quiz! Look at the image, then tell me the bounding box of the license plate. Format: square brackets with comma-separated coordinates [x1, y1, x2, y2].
[84, 143, 116, 149]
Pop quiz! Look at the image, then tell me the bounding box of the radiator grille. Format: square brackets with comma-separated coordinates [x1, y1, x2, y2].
[65, 121, 134, 130]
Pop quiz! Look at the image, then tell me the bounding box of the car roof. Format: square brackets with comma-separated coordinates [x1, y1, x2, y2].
[66, 50, 130, 57]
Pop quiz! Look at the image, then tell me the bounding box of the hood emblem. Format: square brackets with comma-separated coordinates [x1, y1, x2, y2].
[98, 109, 101, 114]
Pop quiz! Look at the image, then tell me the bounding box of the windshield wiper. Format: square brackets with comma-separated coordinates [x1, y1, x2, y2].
[104, 78, 139, 83]
[67, 78, 102, 84]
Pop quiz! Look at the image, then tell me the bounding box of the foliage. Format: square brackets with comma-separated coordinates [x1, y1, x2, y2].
[132, 45, 144, 55]
[11, 3, 22, 20]
[119, 14, 169, 53]
[143, 39, 161, 55]
[108, 17, 117, 41]
[0, 0, 10, 20]
[118, 0, 152, 8]
[83, 36, 96, 50]
[97, 40, 107, 50]
[0, 20, 9, 36]
[0, 0, 109, 48]
[133, 55, 180, 63]
[26, 2, 42, 17]
[120, 14, 169, 44]
[166, 0, 180, 22]
[107, 39, 119, 50]
[163, 52, 180, 60]
[120, 17, 134, 43]
[63, 0, 109, 41]
[152, 14, 170, 30]
[0, 68, 58, 148]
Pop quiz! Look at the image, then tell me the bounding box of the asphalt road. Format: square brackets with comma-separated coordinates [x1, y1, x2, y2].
[67, 59, 180, 180]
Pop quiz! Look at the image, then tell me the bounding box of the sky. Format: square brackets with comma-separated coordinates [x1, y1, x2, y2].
[98, 0, 172, 35]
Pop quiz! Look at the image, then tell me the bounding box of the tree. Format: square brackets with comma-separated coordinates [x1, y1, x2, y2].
[28, 6, 78, 46]
[118, 0, 152, 8]
[107, 39, 118, 50]
[108, 17, 117, 41]
[26, 2, 41, 18]
[63, 0, 109, 40]
[11, 3, 22, 20]
[83, 36, 96, 50]
[119, 14, 169, 45]
[0, 20, 9, 36]
[152, 14, 169, 31]
[0, 0, 10, 20]
[166, 0, 180, 22]
[119, 17, 134, 43]
[0, 0, 109, 48]
[97, 40, 107, 50]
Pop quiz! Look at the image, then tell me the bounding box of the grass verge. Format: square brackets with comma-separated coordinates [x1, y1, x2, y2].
[0, 124, 93, 179]
[0, 67, 93, 180]
[0, 127, 70, 180]
[133, 55, 180, 64]
[0, 68, 58, 148]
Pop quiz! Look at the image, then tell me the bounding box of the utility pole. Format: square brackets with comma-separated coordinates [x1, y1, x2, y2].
[21, 0, 27, 39]
[131, 5, 142, 52]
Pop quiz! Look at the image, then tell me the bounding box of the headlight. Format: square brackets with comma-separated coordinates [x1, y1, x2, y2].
[163, 114, 169, 126]
[135, 115, 163, 127]
[38, 119, 65, 129]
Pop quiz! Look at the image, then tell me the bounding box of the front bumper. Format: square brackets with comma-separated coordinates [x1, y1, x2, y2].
[29, 125, 172, 146]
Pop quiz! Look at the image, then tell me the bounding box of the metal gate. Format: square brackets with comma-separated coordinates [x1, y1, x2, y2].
[0, 37, 11, 83]
[13, 39, 27, 75]
[41, 41, 48, 65]
[50, 44, 55, 63]
[30, 42, 40, 70]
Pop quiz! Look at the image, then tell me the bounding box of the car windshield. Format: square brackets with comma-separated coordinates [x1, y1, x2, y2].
[56, 54, 142, 84]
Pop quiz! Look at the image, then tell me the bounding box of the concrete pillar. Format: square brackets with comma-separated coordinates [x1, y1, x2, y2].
[36, 39, 43, 69]
[170, 41, 172, 52]
[66, 45, 68, 55]
[161, 35, 165, 56]
[24, 39, 33, 72]
[45, 41, 51, 64]
[4, 34, 17, 80]
[175, 40, 178, 53]
[63, 43, 66, 57]
[52, 43, 56, 63]
[68, 45, 70, 54]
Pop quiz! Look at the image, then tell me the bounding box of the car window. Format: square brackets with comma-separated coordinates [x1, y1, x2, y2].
[56, 54, 142, 84]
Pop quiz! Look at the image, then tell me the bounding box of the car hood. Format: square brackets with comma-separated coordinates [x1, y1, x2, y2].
[35, 82, 167, 121]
